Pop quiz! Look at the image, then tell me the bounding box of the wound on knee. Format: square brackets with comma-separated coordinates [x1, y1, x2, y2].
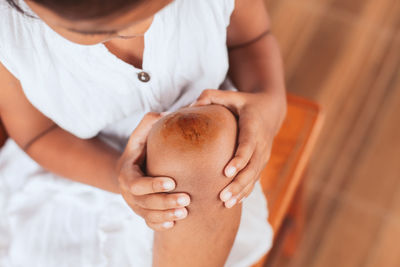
[155, 106, 227, 153]
[146, 104, 238, 181]
[162, 112, 215, 147]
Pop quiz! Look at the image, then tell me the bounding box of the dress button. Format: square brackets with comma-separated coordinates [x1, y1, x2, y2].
[138, 71, 151, 82]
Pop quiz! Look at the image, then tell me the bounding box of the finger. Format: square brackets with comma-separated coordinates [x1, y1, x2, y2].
[147, 221, 175, 231]
[224, 119, 258, 178]
[120, 175, 176, 195]
[261, 145, 272, 170]
[220, 153, 260, 205]
[190, 89, 221, 106]
[238, 182, 256, 204]
[224, 182, 254, 208]
[190, 89, 244, 114]
[142, 207, 188, 224]
[135, 193, 191, 210]
[125, 112, 163, 157]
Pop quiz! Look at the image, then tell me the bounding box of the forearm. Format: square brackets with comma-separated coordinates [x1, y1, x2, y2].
[26, 126, 121, 194]
[228, 32, 287, 128]
[228, 31, 286, 94]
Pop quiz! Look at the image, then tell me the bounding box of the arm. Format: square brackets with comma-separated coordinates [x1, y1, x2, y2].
[227, 0, 287, 122]
[191, 0, 287, 206]
[0, 60, 191, 230]
[0, 60, 121, 193]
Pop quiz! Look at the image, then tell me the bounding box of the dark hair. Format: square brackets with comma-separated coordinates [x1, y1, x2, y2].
[5, 0, 145, 20]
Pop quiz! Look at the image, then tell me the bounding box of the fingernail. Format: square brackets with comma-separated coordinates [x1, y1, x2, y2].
[225, 198, 237, 208]
[163, 221, 174, 228]
[177, 196, 190, 206]
[225, 166, 236, 177]
[161, 111, 171, 116]
[221, 191, 232, 202]
[174, 208, 186, 218]
[162, 180, 175, 190]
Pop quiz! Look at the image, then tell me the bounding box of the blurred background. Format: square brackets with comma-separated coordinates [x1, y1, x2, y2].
[0, 0, 398, 266]
[263, 0, 400, 266]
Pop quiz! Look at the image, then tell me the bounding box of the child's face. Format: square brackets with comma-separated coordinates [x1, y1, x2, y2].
[25, 0, 173, 45]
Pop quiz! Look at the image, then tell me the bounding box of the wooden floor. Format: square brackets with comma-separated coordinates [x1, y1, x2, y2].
[263, 0, 400, 266]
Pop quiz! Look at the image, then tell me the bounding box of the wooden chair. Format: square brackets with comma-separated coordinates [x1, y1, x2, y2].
[0, 93, 323, 266]
[251, 93, 323, 266]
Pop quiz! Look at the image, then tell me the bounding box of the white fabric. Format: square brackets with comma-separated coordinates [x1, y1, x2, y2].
[0, 0, 273, 266]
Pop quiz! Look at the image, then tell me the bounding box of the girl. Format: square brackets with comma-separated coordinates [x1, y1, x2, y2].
[0, 0, 287, 266]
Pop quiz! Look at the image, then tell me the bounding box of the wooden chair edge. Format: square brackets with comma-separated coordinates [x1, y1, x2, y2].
[270, 93, 325, 232]
[252, 94, 324, 267]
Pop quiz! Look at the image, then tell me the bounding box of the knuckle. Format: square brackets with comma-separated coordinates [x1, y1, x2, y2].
[165, 211, 175, 221]
[145, 112, 161, 119]
[149, 194, 172, 210]
[238, 168, 256, 184]
[201, 89, 217, 98]
[198, 92, 207, 99]
[237, 143, 255, 156]
[167, 196, 179, 208]
[119, 160, 130, 172]
[242, 139, 256, 149]
[150, 211, 174, 223]
[141, 196, 152, 208]
[130, 180, 143, 195]
[237, 178, 249, 189]
[170, 195, 182, 208]
[151, 180, 161, 193]
[203, 89, 213, 95]
[232, 157, 247, 170]
[240, 184, 254, 200]
[234, 154, 249, 166]
[119, 166, 133, 184]
[247, 123, 260, 134]
[231, 180, 246, 194]
[129, 183, 139, 194]
[147, 211, 162, 223]
[117, 173, 126, 188]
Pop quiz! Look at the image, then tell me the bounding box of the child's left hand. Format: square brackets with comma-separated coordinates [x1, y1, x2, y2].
[190, 89, 286, 208]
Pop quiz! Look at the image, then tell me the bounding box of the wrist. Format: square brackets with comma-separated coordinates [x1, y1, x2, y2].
[257, 89, 287, 135]
[113, 153, 126, 194]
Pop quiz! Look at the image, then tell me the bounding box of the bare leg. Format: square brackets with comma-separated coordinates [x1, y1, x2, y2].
[146, 104, 241, 267]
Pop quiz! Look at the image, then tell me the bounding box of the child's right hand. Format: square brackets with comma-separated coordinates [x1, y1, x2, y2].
[116, 112, 191, 231]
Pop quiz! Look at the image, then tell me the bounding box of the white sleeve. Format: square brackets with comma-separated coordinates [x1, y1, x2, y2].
[222, 0, 236, 27]
[0, 1, 36, 80]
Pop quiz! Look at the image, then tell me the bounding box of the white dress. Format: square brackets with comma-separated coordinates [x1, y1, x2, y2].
[0, 0, 273, 266]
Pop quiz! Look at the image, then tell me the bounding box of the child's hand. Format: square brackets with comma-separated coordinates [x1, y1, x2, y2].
[116, 112, 191, 231]
[190, 89, 286, 208]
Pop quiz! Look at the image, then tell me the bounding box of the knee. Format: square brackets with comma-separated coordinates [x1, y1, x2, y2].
[147, 105, 240, 266]
[146, 104, 238, 211]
